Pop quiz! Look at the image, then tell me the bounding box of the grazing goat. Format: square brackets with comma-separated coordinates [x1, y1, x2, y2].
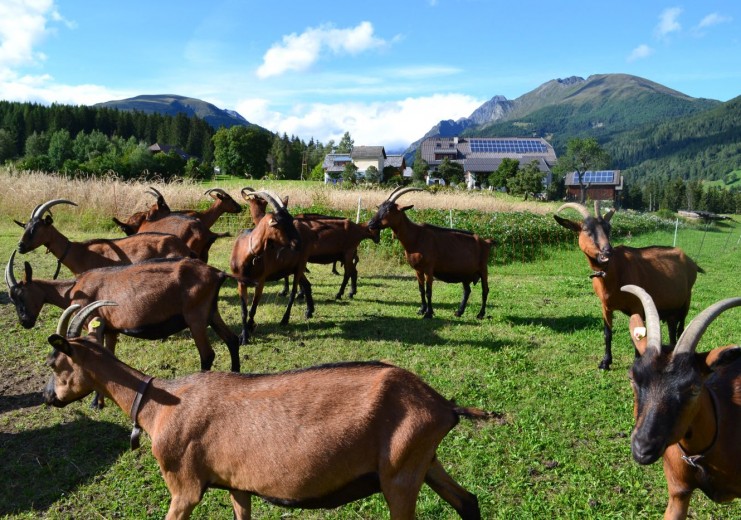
[15, 199, 195, 277]
[230, 191, 315, 344]
[368, 186, 494, 319]
[6, 252, 240, 375]
[621, 285, 741, 520]
[44, 301, 501, 519]
[554, 202, 704, 370]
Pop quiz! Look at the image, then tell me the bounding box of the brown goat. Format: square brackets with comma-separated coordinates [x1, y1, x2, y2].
[368, 187, 494, 319]
[230, 190, 316, 344]
[621, 285, 741, 520]
[6, 253, 240, 375]
[554, 202, 704, 369]
[44, 301, 501, 519]
[15, 199, 195, 277]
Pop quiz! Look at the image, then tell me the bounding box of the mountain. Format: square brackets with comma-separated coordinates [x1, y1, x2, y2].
[95, 94, 256, 130]
[404, 74, 722, 161]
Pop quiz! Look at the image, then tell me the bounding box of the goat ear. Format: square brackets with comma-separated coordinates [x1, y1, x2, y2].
[23, 261, 32, 283]
[282, 196, 289, 206]
[14, 219, 25, 228]
[553, 215, 581, 232]
[701, 346, 741, 372]
[400, 204, 414, 212]
[629, 314, 649, 356]
[48, 334, 72, 356]
[112, 218, 133, 235]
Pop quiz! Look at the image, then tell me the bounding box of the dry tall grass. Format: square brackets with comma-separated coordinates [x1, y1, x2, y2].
[0, 169, 554, 225]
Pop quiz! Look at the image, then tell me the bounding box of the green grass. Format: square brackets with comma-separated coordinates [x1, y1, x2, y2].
[1, 209, 740, 519]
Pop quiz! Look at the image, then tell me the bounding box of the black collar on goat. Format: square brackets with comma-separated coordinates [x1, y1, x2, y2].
[367, 186, 494, 319]
[554, 202, 704, 370]
[44, 301, 503, 519]
[621, 284, 741, 519]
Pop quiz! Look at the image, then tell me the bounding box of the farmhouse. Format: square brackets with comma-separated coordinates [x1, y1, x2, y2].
[322, 146, 406, 183]
[148, 143, 190, 160]
[419, 136, 558, 189]
[564, 170, 623, 202]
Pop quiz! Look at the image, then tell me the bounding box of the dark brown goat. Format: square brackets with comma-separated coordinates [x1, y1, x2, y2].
[112, 187, 241, 234]
[6, 253, 240, 374]
[554, 202, 704, 369]
[368, 186, 494, 319]
[230, 191, 316, 344]
[621, 284, 741, 520]
[44, 301, 501, 519]
[15, 199, 195, 277]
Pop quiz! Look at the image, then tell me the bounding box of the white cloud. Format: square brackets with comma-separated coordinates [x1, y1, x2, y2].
[256, 22, 386, 79]
[654, 7, 683, 39]
[627, 44, 654, 62]
[236, 93, 484, 150]
[0, 71, 127, 105]
[0, 0, 60, 70]
[697, 12, 732, 29]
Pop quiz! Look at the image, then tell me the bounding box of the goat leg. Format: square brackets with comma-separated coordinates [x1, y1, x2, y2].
[600, 321, 613, 370]
[455, 282, 471, 317]
[300, 275, 314, 318]
[423, 275, 434, 319]
[416, 273, 427, 316]
[424, 458, 481, 520]
[476, 276, 489, 320]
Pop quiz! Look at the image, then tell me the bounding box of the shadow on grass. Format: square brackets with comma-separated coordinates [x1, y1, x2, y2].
[0, 391, 44, 414]
[0, 414, 129, 515]
[505, 315, 601, 333]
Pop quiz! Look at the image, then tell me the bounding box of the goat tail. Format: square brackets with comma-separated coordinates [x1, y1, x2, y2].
[697, 265, 706, 274]
[222, 272, 257, 287]
[453, 406, 505, 423]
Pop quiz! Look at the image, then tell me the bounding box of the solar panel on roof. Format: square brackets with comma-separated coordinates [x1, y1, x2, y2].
[581, 171, 615, 183]
[469, 138, 547, 154]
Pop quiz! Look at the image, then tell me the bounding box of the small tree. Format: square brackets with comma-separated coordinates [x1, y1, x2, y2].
[364, 165, 381, 184]
[342, 162, 358, 185]
[412, 148, 429, 184]
[489, 158, 519, 190]
[437, 157, 464, 185]
[336, 131, 354, 153]
[0, 129, 17, 162]
[557, 137, 610, 203]
[508, 161, 544, 200]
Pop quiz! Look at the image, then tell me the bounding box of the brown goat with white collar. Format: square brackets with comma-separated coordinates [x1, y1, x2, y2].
[621, 285, 741, 520]
[554, 202, 704, 370]
[44, 301, 501, 519]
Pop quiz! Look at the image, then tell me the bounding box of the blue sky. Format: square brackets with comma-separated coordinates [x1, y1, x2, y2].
[1, 1, 738, 151]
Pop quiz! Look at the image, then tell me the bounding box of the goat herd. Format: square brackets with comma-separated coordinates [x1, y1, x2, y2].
[5, 185, 740, 519]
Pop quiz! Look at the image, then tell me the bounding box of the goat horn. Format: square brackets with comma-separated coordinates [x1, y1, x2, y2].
[604, 208, 615, 222]
[621, 285, 662, 353]
[56, 304, 81, 336]
[674, 297, 741, 355]
[594, 200, 601, 218]
[385, 185, 407, 201]
[32, 199, 77, 220]
[146, 186, 164, 199]
[204, 188, 228, 199]
[67, 300, 118, 339]
[388, 187, 424, 204]
[555, 203, 590, 219]
[240, 187, 256, 201]
[252, 190, 286, 212]
[5, 251, 17, 290]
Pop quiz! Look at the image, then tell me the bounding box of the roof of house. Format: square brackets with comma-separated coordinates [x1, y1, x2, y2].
[148, 143, 190, 160]
[384, 155, 405, 169]
[565, 170, 623, 187]
[322, 154, 353, 173]
[352, 146, 386, 159]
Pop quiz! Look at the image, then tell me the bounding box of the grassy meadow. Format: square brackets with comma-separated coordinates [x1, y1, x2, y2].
[1, 171, 740, 519]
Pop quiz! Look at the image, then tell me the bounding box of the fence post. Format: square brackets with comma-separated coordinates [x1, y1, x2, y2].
[673, 218, 679, 247]
[356, 196, 361, 224]
[449, 209, 453, 228]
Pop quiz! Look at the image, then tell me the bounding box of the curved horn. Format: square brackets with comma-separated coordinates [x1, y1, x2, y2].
[32, 199, 77, 219]
[621, 285, 662, 353]
[674, 297, 741, 355]
[240, 187, 256, 201]
[252, 190, 286, 212]
[385, 185, 407, 201]
[204, 188, 229, 199]
[388, 187, 424, 204]
[5, 251, 17, 290]
[556, 203, 590, 219]
[67, 300, 118, 338]
[56, 304, 81, 336]
[146, 186, 163, 199]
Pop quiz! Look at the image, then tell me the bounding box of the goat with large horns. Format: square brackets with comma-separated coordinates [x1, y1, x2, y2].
[554, 201, 704, 369]
[368, 186, 494, 319]
[6, 253, 241, 387]
[15, 199, 196, 278]
[44, 301, 502, 519]
[241, 186, 379, 300]
[230, 190, 316, 344]
[621, 284, 741, 520]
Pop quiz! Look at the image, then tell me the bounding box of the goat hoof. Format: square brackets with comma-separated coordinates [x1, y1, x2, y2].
[454, 310, 463, 317]
[476, 313, 485, 320]
[423, 312, 433, 319]
[335, 294, 342, 300]
[598, 361, 612, 370]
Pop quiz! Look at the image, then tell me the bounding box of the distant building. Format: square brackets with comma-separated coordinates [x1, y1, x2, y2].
[322, 146, 405, 183]
[148, 143, 191, 160]
[565, 170, 624, 202]
[418, 136, 557, 189]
